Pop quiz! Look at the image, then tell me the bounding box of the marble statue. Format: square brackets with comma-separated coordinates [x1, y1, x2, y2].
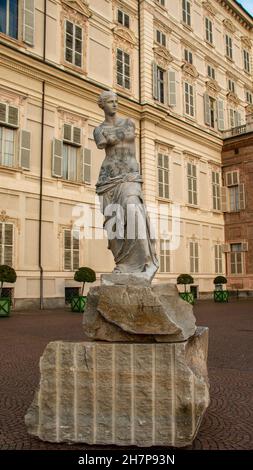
[94, 90, 159, 281]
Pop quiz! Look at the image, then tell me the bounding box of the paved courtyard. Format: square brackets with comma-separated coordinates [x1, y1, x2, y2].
[0, 299, 252, 450]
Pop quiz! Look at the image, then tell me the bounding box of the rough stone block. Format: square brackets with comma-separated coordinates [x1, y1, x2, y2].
[25, 327, 209, 447]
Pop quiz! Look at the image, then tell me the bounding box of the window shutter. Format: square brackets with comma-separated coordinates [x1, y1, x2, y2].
[217, 99, 225, 130]
[83, 148, 91, 183]
[0, 103, 7, 124]
[232, 171, 239, 185]
[168, 70, 176, 106]
[8, 106, 19, 127]
[20, 130, 31, 169]
[52, 139, 63, 177]
[204, 93, 211, 125]
[221, 186, 228, 212]
[4, 224, 13, 266]
[23, 0, 35, 46]
[64, 230, 72, 270]
[72, 230, 80, 270]
[239, 183, 245, 210]
[153, 62, 158, 100]
[73, 127, 81, 145]
[63, 124, 72, 142]
[235, 111, 241, 127]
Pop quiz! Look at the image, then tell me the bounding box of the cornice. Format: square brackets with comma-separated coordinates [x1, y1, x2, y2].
[241, 35, 252, 49]
[227, 91, 241, 105]
[206, 79, 221, 97]
[217, 0, 253, 31]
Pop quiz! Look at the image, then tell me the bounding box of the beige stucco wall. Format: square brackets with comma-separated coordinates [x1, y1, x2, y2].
[0, 0, 252, 306]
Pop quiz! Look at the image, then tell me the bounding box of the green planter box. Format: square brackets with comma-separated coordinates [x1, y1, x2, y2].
[0, 297, 11, 317]
[71, 295, 87, 313]
[214, 290, 229, 302]
[179, 292, 195, 305]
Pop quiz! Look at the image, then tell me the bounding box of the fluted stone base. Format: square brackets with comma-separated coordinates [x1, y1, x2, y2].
[25, 327, 209, 447]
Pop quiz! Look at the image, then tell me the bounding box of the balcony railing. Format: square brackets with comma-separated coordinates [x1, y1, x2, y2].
[222, 121, 253, 139]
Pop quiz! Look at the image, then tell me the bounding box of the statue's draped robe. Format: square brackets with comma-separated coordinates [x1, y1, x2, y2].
[94, 118, 158, 276]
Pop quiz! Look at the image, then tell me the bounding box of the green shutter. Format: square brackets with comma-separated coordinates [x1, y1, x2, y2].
[23, 0, 35, 46]
[168, 70, 176, 106]
[52, 139, 63, 177]
[20, 130, 31, 169]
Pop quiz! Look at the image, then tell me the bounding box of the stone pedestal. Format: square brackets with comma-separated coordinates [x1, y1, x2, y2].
[25, 327, 209, 447]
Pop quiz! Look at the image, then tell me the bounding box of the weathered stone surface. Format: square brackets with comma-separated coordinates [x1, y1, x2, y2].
[101, 273, 151, 286]
[25, 328, 209, 447]
[83, 283, 196, 342]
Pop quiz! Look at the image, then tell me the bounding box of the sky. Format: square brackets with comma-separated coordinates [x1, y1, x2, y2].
[237, 0, 253, 16]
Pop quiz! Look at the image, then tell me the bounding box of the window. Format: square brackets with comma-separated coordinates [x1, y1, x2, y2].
[243, 49, 250, 73]
[212, 171, 221, 210]
[0, 0, 18, 39]
[229, 186, 240, 212]
[117, 49, 130, 90]
[184, 48, 193, 64]
[229, 109, 241, 128]
[64, 229, 80, 271]
[63, 145, 78, 181]
[0, 222, 13, 266]
[214, 244, 222, 274]
[230, 243, 243, 274]
[225, 34, 233, 60]
[156, 0, 165, 6]
[184, 82, 194, 117]
[52, 136, 91, 184]
[205, 18, 213, 44]
[207, 65, 215, 80]
[0, 127, 15, 167]
[228, 79, 235, 93]
[246, 91, 253, 104]
[117, 10, 130, 28]
[159, 239, 170, 273]
[158, 153, 169, 199]
[157, 67, 165, 103]
[204, 94, 216, 129]
[187, 162, 197, 205]
[189, 241, 199, 273]
[182, 0, 191, 27]
[65, 20, 83, 68]
[156, 30, 166, 47]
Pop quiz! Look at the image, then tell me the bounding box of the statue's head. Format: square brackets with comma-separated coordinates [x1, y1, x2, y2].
[98, 90, 118, 110]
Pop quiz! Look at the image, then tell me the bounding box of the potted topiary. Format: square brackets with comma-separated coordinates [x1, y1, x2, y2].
[177, 273, 195, 305]
[0, 265, 17, 317]
[71, 267, 96, 313]
[213, 276, 228, 302]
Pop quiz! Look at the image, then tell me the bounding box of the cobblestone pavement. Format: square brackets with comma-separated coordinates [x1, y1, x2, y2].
[0, 299, 252, 450]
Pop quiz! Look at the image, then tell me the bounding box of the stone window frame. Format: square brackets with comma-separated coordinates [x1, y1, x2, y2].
[113, 26, 136, 97]
[60, 2, 91, 75]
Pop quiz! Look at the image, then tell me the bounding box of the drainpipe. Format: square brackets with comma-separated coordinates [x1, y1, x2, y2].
[39, 0, 47, 309]
[138, 0, 142, 175]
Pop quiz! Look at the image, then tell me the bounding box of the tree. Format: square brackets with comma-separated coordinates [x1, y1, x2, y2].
[74, 267, 96, 295]
[213, 276, 227, 288]
[177, 273, 194, 293]
[0, 265, 17, 297]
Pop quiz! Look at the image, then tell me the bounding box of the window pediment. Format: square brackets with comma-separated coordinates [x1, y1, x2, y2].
[246, 104, 253, 114]
[241, 36, 251, 50]
[223, 19, 236, 34]
[113, 26, 136, 48]
[61, 0, 92, 18]
[202, 1, 217, 16]
[206, 79, 221, 97]
[182, 62, 199, 79]
[153, 46, 173, 68]
[227, 91, 240, 105]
